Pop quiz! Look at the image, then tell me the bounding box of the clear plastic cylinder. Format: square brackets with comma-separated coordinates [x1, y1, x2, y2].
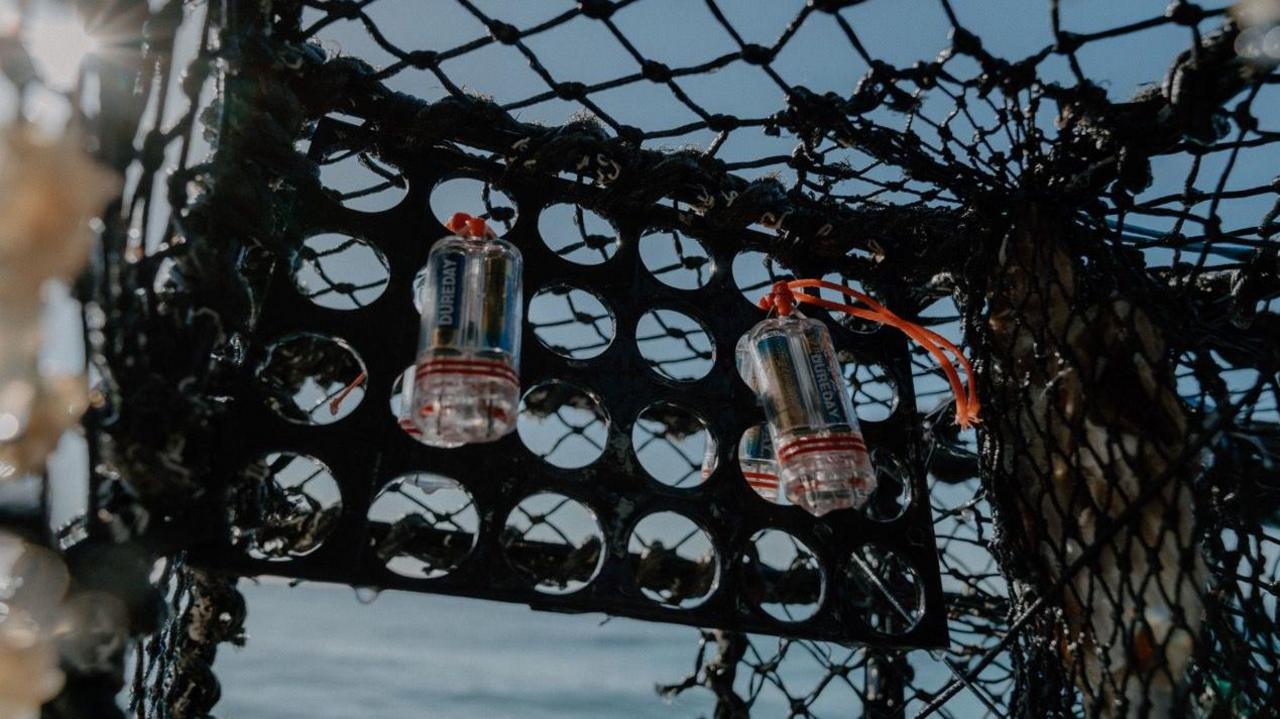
[742, 311, 875, 515]
[734, 342, 779, 500]
[738, 423, 779, 501]
[411, 233, 522, 447]
[700, 431, 718, 482]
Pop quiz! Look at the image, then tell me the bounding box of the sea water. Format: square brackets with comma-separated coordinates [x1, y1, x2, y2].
[212, 581, 971, 718]
[215, 581, 717, 719]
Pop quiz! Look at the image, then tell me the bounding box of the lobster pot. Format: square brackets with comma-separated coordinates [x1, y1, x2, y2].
[411, 233, 523, 447]
[742, 312, 875, 515]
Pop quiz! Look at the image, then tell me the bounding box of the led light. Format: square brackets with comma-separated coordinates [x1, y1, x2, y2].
[410, 214, 523, 447]
[739, 309, 875, 516]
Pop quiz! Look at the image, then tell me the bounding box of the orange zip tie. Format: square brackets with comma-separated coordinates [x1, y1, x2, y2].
[787, 279, 979, 426]
[759, 280, 980, 428]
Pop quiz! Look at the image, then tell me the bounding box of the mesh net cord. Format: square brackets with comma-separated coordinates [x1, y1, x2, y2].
[132, 558, 247, 719]
[971, 207, 1208, 717]
[66, 0, 1280, 716]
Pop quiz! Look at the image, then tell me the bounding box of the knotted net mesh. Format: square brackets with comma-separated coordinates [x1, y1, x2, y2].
[52, 0, 1280, 716]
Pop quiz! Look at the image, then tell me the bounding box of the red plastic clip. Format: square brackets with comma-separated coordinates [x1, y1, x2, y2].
[445, 212, 496, 239]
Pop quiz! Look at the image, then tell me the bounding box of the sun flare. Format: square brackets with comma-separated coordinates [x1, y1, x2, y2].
[23, 6, 98, 90]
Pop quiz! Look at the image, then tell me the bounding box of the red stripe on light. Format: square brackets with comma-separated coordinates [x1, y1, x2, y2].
[417, 362, 518, 376]
[777, 446, 867, 463]
[777, 435, 866, 451]
[420, 357, 513, 368]
[778, 440, 866, 453]
[777, 437, 867, 462]
[744, 471, 779, 492]
[777, 439, 867, 458]
[417, 364, 519, 382]
[418, 367, 519, 384]
[416, 361, 520, 386]
[779, 434, 866, 447]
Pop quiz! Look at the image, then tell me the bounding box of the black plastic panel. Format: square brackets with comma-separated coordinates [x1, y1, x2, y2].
[189, 117, 948, 648]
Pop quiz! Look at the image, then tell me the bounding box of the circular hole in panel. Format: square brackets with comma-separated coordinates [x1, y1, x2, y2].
[367, 473, 478, 579]
[639, 228, 714, 289]
[817, 271, 880, 334]
[632, 402, 715, 489]
[257, 333, 367, 425]
[912, 358, 962, 416]
[292, 233, 390, 310]
[847, 544, 925, 636]
[738, 424, 782, 505]
[628, 512, 719, 609]
[228, 453, 342, 561]
[502, 493, 604, 594]
[429, 177, 518, 235]
[925, 419, 979, 485]
[636, 309, 715, 382]
[318, 149, 406, 212]
[517, 381, 610, 469]
[865, 450, 913, 522]
[731, 250, 794, 305]
[537, 203, 620, 265]
[528, 285, 616, 360]
[843, 361, 897, 422]
[744, 529, 825, 623]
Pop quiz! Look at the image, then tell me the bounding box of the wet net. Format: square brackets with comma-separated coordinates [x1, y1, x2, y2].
[12, 0, 1278, 716]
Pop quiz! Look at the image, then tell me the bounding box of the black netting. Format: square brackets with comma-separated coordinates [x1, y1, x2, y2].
[2, 0, 1273, 716]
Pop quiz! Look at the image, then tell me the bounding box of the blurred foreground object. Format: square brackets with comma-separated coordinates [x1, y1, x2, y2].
[0, 532, 69, 719]
[0, 123, 118, 478]
[1233, 0, 1280, 68]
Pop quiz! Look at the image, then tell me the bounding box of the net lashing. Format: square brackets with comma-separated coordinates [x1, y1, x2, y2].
[30, 0, 1279, 716]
